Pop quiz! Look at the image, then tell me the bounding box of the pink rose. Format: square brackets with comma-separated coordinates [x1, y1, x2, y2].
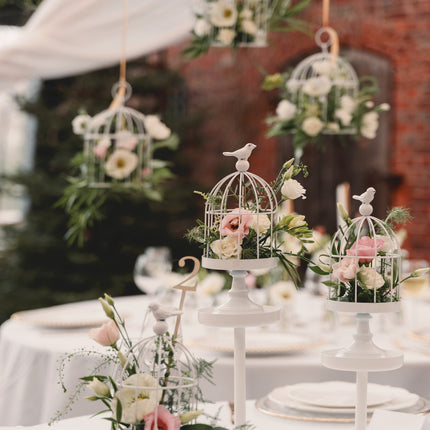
[89, 320, 119, 347]
[144, 406, 181, 430]
[332, 258, 358, 282]
[221, 209, 253, 239]
[94, 143, 109, 159]
[347, 236, 385, 263]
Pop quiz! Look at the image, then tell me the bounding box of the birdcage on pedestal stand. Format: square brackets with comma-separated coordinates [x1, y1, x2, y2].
[198, 143, 280, 426]
[79, 82, 152, 188]
[321, 187, 403, 430]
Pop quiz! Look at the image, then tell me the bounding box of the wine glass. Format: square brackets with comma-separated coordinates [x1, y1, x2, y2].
[133, 247, 172, 297]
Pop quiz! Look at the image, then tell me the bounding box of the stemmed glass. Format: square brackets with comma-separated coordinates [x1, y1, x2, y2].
[133, 247, 172, 297]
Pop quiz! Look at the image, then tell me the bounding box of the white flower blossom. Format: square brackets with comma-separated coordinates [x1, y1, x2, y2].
[104, 149, 138, 179]
[379, 103, 390, 111]
[72, 114, 91, 135]
[358, 267, 385, 289]
[241, 19, 257, 35]
[326, 122, 340, 132]
[360, 111, 379, 139]
[302, 116, 324, 137]
[286, 79, 300, 93]
[269, 281, 297, 305]
[311, 60, 334, 76]
[144, 115, 171, 141]
[210, 236, 241, 259]
[276, 100, 296, 121]
[199, 273, 225, 296]
[87, 378, 110, 397]
[216, 28, 236, 45]
[365, 101, 375, 108]
[194, 19, 211, 37]
[302, 76, 332, 97]
[340, 95, 356, 113]
[248, 213, 271, 234]
[281, 179, 306, 200]
[210, 0, 237, 27]
[335, 109, 353, 126]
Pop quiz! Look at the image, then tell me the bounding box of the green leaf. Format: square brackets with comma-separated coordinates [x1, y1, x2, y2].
[308, 265, 330, 276]
[322, 280, 338, 288]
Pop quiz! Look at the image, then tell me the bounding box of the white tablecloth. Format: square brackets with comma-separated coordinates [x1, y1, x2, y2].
[1, 293, 430, 426]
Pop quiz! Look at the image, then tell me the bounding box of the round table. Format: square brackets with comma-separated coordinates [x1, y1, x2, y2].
[1, 292, 430, 426]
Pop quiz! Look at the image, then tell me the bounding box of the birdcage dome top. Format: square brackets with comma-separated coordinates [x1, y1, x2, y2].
[290, 28, 359, 90]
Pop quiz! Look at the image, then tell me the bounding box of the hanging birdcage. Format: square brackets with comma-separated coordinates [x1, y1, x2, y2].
[287, 27, 360, 135]
[202, 143, 278, 271]
[197, 0, 269, 48]
[78, 82, 152, 188]
[113, 331, 199, 428]
[326, 188, 401, 312]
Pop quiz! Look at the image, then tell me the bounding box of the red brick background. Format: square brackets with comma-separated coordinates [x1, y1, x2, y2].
[167, 0, 430, 261]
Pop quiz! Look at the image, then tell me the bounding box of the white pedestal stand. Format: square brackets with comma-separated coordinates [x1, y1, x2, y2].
[322, 310, 403, 430]
[198, 265, 280, 426]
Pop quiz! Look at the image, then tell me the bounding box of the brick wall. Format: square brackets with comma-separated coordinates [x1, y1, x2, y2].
[167, 0, 430, 261]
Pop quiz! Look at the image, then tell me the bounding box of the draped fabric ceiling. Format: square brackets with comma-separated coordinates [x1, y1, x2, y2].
[0, 0, 195, 91]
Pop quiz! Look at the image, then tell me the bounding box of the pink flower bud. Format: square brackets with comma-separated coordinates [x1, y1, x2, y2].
[89, 320, 119, 347]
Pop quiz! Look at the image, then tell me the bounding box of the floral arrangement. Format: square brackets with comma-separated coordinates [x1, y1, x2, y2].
[183, 0, 310, 59]
[262, 63, 390, 158]
[54, 294, 233, 430]
[57, 112, 178, 246]
[187, 158, 314, 285]
[309, 205, 429, 303]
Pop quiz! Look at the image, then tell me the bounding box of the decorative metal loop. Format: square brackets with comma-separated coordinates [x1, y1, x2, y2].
[111, 80, 132, 102]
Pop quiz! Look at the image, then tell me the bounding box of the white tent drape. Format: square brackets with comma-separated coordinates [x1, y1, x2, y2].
[0, 0, 195, 89]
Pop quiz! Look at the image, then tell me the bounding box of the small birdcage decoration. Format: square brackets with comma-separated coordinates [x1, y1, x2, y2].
[197, 0, 269, 48]
[77, 82, 151, 188]
[326, 188, 402, 313]
[202, 143, 278, 271]
[113, 328, 199, 428]
[288, 27, 359, 135]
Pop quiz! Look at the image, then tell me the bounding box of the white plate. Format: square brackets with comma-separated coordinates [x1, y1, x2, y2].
[287, 381, 392, 408]
[187, 330, 325, 355]
[11, 300, 109, 328]
[268, 382, 420, 414]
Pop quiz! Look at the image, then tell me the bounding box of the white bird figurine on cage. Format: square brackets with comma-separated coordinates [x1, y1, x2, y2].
[223, 143, 256, 161]
[148, 302, 182, 335]
[352, 187, 376, 205]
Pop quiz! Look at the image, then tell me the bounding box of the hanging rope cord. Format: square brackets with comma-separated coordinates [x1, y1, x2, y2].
[110, 0, 129, 109]
[321, 0, 339, 57]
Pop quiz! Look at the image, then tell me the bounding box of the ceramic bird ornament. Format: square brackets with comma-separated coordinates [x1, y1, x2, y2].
[353, 187, 376, 216]
[223, 143, 256, 172]
[148, 302, 182, 335]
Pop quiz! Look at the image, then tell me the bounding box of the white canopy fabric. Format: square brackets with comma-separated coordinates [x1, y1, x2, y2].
[0, 0, 195, 90]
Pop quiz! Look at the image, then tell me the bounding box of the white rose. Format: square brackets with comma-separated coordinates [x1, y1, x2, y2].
[199, 273, 225, 296]
[217, 28, 236, 45]
[360, 111, 379, 139]
[335, 109, 353, 126]
[358, 267, 385, 289]
[210, 236, 242, 259]
[241, 19, 257, 35]
[144, 115, 171, 140]
[311, 60, 333, 76]
[269, 281, 297, 305]
[374, 234, 393, 253]
[276, 100, 297, 121]
[281, 179, 306, 200]
[210, 0, 237, 27]
[194, 18, 211, 37]
[302, 76, 332, 97]
[340, 95, 356, 113]
[248, 213, 271, 234]
[240, 8, 253, 19]
[72, 114, 91, 135]
[302, 116, 324, 137]
[286, 79, 300, 93]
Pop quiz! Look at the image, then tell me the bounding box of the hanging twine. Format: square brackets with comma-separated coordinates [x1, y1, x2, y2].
[321, 0, 339, 58]
[110, 0, 128, 109]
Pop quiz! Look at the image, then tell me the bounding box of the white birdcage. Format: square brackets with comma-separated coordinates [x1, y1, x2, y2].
[81, 82, 151, 188]
[199, 0, 270, 48]
[113, 331, 199, 428]
[288, 27, 360, 134]
[326, 188, 401, 313]
[202, 143, 278, 271]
